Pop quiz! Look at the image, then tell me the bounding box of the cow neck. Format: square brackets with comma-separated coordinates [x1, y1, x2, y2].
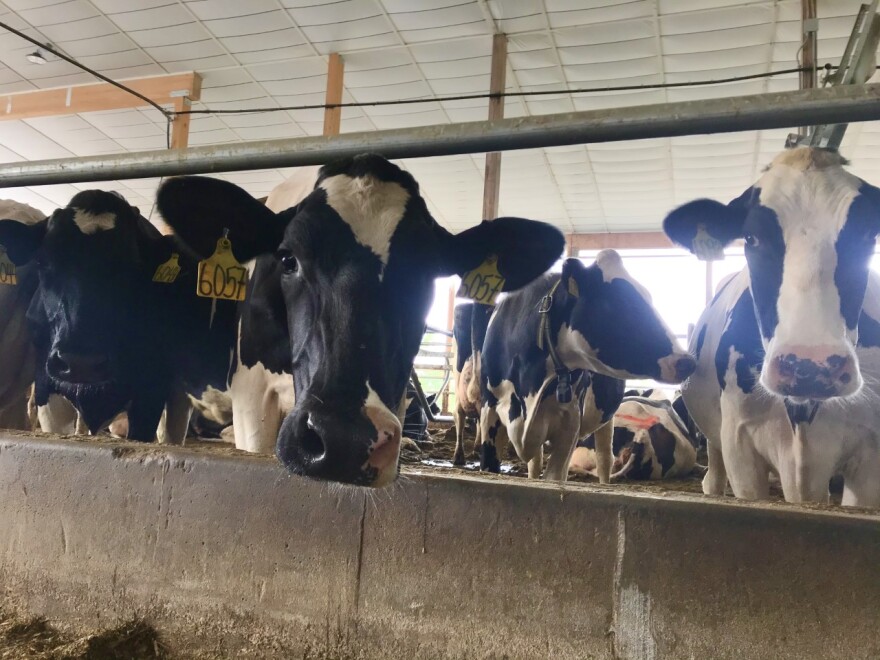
[536, 278, 575, 404]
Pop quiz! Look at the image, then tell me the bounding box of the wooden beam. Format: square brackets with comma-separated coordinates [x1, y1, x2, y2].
[323, 53, 344, 137]
[0, 72, 200, 121]
[170, 98, 191, 149]
[567, 232, 674, 252]
[482, 34, 507, 221]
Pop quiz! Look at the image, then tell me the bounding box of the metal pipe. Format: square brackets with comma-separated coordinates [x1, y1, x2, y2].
[1, 84, 880, 187]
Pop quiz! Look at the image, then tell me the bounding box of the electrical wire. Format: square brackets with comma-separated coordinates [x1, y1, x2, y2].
[0, 19, 173, 148]
[175, 65, 858, 117]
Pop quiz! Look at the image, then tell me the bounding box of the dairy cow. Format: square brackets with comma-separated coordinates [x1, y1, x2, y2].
[157, 154, 564, 487]
[0, 190, 234, 441]
[570, 395, 698, 480]
[451, 302, 492, 465]
[665, 147, 880, 505]
[479, 251, 695, 482]
[0, 200, 48, 430]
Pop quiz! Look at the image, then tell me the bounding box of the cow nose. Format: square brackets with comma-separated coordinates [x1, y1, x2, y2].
[765, 346, 859, 400]
[277, 405, 402, 487]
[48, 350, 112, 383]
[674, 356, 696, 381]
[657, 353, 696, 384]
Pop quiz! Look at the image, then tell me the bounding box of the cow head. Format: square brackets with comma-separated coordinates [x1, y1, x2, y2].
[0, 190, 179, 432]
[557, 251, 695, 383]
[157, 154, 564, 487]
[664, 147, 880, 401]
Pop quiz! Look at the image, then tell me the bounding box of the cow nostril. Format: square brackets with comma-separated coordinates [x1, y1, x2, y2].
[675, 357, 696, 380]
[47, 353, 70, 379]
[299, 424, 325, 463]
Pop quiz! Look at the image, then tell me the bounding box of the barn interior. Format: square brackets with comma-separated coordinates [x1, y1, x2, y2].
[1, 1, 880, 658]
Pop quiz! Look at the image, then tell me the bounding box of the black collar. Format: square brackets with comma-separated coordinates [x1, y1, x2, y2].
[536, 279, 574, 404]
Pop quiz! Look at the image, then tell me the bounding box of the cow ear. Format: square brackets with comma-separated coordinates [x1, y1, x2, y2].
[0, 218, 47, 265]
[560, 257, 586, 299]
[157, 176, 289, 261]
[438, 217, 564, 291]
[663, 187, 754, 256]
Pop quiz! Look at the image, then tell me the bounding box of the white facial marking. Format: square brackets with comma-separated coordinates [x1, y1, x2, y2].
[757, 150, 862, 356]
[72, 208, 116, 234]
[320, 174, 409, 278]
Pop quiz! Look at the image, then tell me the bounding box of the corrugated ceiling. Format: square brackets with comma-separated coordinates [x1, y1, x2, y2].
[0, 0, 877, 233]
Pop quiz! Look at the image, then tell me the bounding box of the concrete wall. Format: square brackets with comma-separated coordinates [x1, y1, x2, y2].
[1, 431, 878, 659]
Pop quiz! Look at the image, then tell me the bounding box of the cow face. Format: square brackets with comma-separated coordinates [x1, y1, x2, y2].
[0, 190, 176, 431]
[558, 251, 695, 383]
[665, 147, 880, 401]
[157, 154, 564, 487]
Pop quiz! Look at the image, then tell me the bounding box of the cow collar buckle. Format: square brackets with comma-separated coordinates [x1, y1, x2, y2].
[536, 279, 573, 404]
[537, 293, 553, 315]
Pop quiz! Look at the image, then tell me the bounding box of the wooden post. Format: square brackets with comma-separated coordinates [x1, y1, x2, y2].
[170, 97, 191, 149]
[482, 34, 507, 221]
[323, 53, 344, 137]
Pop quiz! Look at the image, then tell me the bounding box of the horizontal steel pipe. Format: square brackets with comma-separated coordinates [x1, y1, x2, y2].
[1, 84, 879, 186]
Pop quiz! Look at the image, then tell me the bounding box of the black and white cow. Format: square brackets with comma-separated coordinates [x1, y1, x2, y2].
[451, 301, 492, 465]
[0, 190, 235, 442]
[223, 166, 320, 453]
[665, 147, 880, 505]
[570, 395, 698, 480]
[479, 251, 696, 482]
[157, 153, 564, 487]
[0, 200, 47, 430]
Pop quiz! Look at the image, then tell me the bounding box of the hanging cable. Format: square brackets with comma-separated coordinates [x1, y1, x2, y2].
[0, 20, 173, 148]
[175, 65, 866, 117]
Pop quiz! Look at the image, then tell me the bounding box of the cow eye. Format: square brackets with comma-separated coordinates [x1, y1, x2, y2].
[744, 234, 759, 248]
[279, 253, 299, 273]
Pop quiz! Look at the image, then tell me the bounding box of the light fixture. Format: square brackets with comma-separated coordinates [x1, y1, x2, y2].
[26, 50, 46, 65]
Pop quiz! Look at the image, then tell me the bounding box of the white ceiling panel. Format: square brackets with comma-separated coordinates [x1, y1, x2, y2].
[0, 0, 874, 234]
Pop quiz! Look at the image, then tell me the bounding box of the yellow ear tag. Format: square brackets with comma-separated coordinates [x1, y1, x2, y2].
[152, 253, 181, 284]
[567, 276, 579, 298]
[457, 254, 505, 305]
[0, 247, 16, 286]
[196, 236, 248, 301]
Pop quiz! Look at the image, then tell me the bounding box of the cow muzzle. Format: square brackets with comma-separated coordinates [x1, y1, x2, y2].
[763, 345, 860, 400]
[47, 349, 113, 385]
[657, 353, 696, 384]
[276, 402, 402, 487]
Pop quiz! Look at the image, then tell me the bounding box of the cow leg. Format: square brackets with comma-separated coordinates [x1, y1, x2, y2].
[127, 396, 165, 442]
[452, 404, 467, 466]
[702, 436, 728, 496]
[527, 449, 543, 479]
[158, 386, 192, 446]
[543, 413, 581, 482]
[479, 403, 507, 473]
[719, 418, 769, 500]
[471, 413, 483, 457]
[230, 366, 282, 454]
[841, 456, 880, 507]
[592, 421, 614, 485]
[36, 394, 78, 434]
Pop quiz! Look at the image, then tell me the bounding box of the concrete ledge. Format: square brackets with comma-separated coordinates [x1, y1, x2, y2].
[1, 432, 879, 659]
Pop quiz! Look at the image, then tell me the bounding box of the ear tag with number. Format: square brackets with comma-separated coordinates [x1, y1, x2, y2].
[0, 247, 16, 286]
[152, 253, 181, 284]
[457, 254, 505, 305]
[196, 235, 248, 301]
[692, 225, 724, 261]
